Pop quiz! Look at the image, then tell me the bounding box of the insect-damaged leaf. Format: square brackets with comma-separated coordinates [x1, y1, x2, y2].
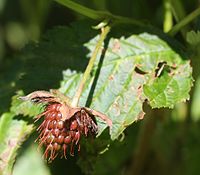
[143, 63, 192, 108]
[3, 23, 192, 142]
[0, 21, 193, 174]
[60, 32, 192, 140]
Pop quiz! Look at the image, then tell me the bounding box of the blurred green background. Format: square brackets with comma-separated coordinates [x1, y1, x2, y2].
[1, 0, 200, 175]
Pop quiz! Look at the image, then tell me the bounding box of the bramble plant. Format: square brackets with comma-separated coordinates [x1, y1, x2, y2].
[0, 0, 200, 175]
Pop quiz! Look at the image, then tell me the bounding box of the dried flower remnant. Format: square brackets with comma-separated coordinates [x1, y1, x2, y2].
[20, 90, 112, 161]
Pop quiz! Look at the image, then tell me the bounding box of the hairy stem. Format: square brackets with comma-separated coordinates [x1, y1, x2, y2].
[71, 26, 110, 107]
[168, 7, 200, 36]
[55, 0, 145, 27]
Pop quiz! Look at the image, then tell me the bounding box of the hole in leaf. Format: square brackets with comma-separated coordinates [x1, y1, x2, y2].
[134, 67, 147, 75]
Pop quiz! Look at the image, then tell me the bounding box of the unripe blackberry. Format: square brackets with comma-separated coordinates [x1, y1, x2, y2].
[36, 103, 98, 161]
[20, 90, 112, 161]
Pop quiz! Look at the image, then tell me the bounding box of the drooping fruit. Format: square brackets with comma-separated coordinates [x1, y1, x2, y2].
[20, 90, 112, 161]
[37, 102, 98, 161]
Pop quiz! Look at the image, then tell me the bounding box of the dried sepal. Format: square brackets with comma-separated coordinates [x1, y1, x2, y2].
[83, 107, 112, 127]
[19, 90, 57, 103]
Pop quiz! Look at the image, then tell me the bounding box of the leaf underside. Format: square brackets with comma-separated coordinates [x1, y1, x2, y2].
[59, 32, 193, 140]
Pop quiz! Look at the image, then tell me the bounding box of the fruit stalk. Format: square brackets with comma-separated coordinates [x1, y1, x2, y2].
[71, 25, 110, 107]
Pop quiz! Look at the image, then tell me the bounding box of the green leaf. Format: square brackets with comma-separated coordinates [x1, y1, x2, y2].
[186, 30, 200, 46]
[0, 92, 42, 174]
[143, 63, 192, 108]
[13, 144, 51, 175]
[0, 113, 14, 145]
[60, 32, 193, 139]
[0, 113, 33, 175]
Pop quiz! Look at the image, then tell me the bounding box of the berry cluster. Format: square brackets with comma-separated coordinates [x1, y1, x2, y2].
[36, 103, 98, 161]
[20, 90, 112, 161]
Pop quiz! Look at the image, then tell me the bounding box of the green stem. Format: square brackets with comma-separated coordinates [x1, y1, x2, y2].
[170, 0, 188, 37]
[163, 0, 173, 32]
[170, 0, 186, 22]
[71, 26, 110, 107]
[55, 0, 145, 27]
[55, 0, 100, 19]
[168, 7, 200, 36]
